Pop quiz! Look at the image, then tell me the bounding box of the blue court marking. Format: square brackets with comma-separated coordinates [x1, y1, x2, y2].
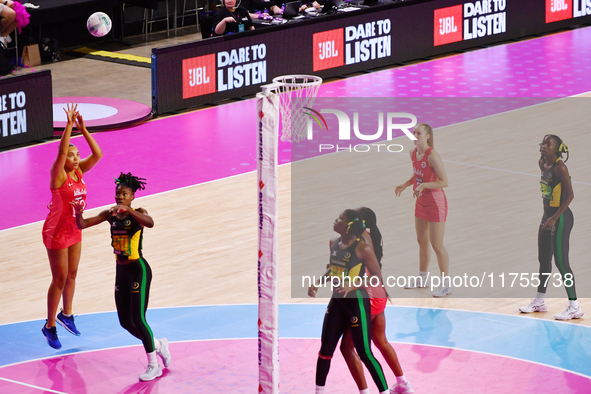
[2, 304, 590, 378]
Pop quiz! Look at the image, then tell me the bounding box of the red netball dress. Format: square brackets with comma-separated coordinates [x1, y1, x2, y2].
[367, 284, 387, 317]
[42, 171, 87, 250]
[363, 229, 388, 316]
[412, 147, 448, 222]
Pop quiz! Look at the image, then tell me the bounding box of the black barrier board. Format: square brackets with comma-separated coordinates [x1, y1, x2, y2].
[0, 70, 53, 149]
[152, 0, 591, 114]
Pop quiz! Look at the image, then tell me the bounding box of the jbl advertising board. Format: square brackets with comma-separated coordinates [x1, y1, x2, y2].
[152, 0, 591, 114]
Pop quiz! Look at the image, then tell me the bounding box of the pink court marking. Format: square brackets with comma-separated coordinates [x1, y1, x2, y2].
[0, 339, 588, 393]
[53, 97, 152, 130]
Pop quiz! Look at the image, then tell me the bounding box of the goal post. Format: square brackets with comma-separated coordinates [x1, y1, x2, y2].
[256, 91, 280, 394]
[257, 75, 322, 394]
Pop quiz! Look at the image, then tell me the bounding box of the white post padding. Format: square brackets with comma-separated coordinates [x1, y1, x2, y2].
[257, 92, 280, 394]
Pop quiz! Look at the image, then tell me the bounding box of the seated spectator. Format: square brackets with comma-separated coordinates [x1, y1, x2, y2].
[0, 0, 17, 37]
[1, 0, 29, 36]
[213, 0, 255, 35]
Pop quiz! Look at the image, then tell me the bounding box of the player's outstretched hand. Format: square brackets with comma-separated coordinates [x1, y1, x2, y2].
[75, 113, 86, 131]
[64, 103, 78, 124]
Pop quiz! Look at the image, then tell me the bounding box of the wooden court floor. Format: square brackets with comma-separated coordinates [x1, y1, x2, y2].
[1, 95, 590, 328]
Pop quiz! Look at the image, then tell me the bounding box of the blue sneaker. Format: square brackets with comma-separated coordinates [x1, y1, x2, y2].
[42, 323, 62, 349]
[56, 311, 81, 336]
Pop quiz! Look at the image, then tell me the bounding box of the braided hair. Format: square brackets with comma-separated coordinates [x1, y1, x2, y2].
[358, 207, 383, 266]
[114, 172, 147, 193]
[542, 134, 569, 163]
[358, 207, 390, 300]
[344, 209, 365, 238]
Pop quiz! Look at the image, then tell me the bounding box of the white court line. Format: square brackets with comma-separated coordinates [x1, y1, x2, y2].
[0, 376, 68, 394]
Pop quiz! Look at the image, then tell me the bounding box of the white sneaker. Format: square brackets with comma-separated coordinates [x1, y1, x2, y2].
[405, 276, 428, 289]
[391, 380, 414, 393]
[519, 299, 547, 313]
[157, 338, 171, 367]
[554, 306, 584, 321]
[432, 286, 451, 297]
[139, 364, 163, 381]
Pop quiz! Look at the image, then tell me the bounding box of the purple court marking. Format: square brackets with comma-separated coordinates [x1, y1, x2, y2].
[53, 97, 152, 131]
[2, 28, 591, 230]
[0, 340, 589, 393]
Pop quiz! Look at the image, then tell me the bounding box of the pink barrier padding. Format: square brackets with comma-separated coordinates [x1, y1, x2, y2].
[0, 339, 589, 393]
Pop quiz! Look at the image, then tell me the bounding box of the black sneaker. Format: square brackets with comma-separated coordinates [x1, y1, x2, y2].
[42, 322, 62, 349]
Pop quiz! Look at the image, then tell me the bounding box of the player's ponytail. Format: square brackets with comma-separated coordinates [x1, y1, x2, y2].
[415, 123, 434, 147]
[358, 207, 383, 266]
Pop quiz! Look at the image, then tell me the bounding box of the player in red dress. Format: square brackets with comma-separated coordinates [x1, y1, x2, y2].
[41, 103, 103, 349]
[395, 123, 451, 297]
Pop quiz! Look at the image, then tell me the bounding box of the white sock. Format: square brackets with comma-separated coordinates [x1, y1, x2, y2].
[569, 299, 579, 309]
[359, 389, 370, 394]
[396, 374, 408, 384]
[62, 312, 72, 317]
[154, 338, 162, 351]
[315, 385, 325, 394]
[147, 351, 158, 367]
[379, 390, 390, 394]
[536, 292, 546, 300]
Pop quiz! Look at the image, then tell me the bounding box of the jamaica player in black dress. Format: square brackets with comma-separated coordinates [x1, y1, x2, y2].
[73, 173, 172, 381]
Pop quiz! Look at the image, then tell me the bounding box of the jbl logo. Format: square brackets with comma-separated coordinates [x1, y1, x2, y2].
[313, 29, 344, 71]
[188, 67, 210, 86]
[319, 41, 339, 60]
[551, 0, 568, 11]
[439, 16, 458, 35]
[182, 54, 216, 98]
[433, 5, 462, 46]
[546, 0, 572, 23]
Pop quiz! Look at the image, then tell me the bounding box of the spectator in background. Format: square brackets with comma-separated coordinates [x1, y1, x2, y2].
[0, 0, 17, 38]
[213, 0, 254, 35]
[1, 0, 30, 42]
